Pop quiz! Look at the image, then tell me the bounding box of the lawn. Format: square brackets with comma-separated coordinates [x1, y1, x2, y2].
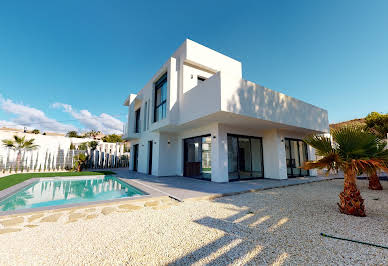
[0, 171, 116, 191]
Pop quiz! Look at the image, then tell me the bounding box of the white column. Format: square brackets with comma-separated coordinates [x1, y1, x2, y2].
[307, 146, 317, 176]
[211, 124, 228, 182]
[262, 129, 288, 180]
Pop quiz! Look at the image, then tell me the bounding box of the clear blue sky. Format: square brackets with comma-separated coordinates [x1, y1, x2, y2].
[0, 0, 387, 133]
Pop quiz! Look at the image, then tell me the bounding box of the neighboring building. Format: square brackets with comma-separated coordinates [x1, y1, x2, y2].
[123, 39, 329, 182]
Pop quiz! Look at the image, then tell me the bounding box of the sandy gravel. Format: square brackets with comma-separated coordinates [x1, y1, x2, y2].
[0, 179, 387, 265]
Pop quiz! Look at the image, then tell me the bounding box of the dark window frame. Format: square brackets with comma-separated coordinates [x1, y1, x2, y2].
[154, 73, 168, 123]
[135, 108, 141, 133]
[227, 133, 264, 181]
[285, 138, 309, 177]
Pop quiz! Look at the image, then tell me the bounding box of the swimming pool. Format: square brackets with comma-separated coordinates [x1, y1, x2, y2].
[0, 176, 145, 212]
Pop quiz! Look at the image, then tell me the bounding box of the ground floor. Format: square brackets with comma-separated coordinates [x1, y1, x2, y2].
[1, 179, 386, 265]
[129, 123, 317, 182]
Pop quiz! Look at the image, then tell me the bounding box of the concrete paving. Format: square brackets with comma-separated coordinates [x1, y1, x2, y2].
[113, 168, 334, 202]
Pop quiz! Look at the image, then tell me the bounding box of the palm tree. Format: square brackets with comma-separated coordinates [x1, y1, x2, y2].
[367, 170, 383, 190]
[303, 126, 388, 217]
[73, 153, 88, 172]
[2, 135, 39, 170]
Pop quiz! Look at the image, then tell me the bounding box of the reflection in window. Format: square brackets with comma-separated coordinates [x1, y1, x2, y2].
[135, 108, 141, 133]
[154, 73, 167, 122]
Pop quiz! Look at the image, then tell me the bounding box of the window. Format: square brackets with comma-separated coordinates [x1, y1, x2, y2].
[154, 73, 167, 122]
[135, 108, 141, 133]
[197, 76, 206, 83]
[143, 101, 148, 131]
[147, 100, 150, 129]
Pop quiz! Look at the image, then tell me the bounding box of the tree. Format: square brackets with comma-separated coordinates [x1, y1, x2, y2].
[73, 153, 88, 172]
[69, 143, 75, 150]
[364, 112, 388, 190]
[303, 126, 388, 217]
[2, 135, 39, 170]
[78, 142, 88, 150]
[364, 112, 388, 139]
[84, 130, 101, 139]
[102, 134, 123, 143]
[31, 129, 40, 134]
[88, 141, 99, 150]
[66, 131, 79, 138]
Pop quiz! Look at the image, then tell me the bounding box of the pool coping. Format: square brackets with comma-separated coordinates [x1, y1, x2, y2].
[0, 175, 166, 216]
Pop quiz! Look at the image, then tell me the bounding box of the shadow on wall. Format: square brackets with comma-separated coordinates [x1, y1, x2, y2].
[226, 79, 329, 132]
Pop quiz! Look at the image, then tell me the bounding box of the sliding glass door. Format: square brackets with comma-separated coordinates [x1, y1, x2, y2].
[285, 138, 309, 177]
[183, 135, 211, 180]
[227, 134, 264, 180]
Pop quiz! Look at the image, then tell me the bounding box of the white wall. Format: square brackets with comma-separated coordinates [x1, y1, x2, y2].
[220, 74, 329, 133]
[0, 130, 127, 172]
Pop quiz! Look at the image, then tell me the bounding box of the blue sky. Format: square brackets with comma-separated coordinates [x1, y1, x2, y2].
[0, 0, 387, 133]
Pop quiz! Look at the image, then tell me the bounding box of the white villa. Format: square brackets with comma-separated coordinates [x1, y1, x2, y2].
[123, 39, 329, 182]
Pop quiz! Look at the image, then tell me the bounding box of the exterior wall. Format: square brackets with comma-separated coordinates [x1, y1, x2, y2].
[124, 39, 329, 182]
[220, 74, 329, 133]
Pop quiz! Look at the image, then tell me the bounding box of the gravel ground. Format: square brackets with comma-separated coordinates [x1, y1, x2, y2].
[0, 179, 387, 265]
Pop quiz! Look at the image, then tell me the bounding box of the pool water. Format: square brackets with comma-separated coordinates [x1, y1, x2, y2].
[0, 176, 145, 212]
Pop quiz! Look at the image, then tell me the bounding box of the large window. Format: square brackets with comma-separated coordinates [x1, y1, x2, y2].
[135, 108, 141, 133]
[154, 73, 167, 122]
[227, 134, 264, 180]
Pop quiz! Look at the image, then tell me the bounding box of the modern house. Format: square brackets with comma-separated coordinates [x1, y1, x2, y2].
[123, 39, 329, 182]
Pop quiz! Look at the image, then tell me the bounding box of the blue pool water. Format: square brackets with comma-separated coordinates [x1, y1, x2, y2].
[0, 176, 145, 212]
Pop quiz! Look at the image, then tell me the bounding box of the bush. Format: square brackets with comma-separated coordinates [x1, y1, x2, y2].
[102, 134, 123, 143]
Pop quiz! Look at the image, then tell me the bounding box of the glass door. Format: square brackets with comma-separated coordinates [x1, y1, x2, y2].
[227, 135, 239, 181]
[183, 135, 211, 180]
[227, 134, 264, 180]
[285, 138, 309, 177]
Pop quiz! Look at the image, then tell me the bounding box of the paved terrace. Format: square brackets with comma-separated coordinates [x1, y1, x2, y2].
[114, 168, 334, 202]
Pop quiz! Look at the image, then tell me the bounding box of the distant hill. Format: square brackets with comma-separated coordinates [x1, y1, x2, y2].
[329, 118, 365, 131]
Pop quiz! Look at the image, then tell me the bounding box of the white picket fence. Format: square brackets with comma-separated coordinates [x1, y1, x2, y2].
[0, 148, 129, 173]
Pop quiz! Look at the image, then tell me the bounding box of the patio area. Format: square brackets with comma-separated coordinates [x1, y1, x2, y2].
[114, 168, 334, 201]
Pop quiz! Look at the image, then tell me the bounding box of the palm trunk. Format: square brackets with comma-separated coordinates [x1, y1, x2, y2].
[368, 171, 383, 190]
[338, 168, 366, 217]
[16, 151, 21, 170]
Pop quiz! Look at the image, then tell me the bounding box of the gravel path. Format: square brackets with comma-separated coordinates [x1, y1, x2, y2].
[0, 179, 387, 265]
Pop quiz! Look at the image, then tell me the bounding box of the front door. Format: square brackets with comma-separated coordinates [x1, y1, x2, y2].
[285, 139, 309, 177]
[133, 144, 139, 172]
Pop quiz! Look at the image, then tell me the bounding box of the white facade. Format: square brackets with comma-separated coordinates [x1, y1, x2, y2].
[123, 39, 329, 182]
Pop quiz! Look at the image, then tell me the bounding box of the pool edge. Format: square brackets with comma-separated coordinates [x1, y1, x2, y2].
[0, 175, 166, 216]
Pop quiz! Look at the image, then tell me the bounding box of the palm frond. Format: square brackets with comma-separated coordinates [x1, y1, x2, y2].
[303, 135, 333, 157]
[302, 152, 341, 172]
[332, 125, 381, 161]
[2, 139, 15, 148]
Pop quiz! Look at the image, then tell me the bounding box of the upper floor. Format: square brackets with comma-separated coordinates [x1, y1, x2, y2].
[123, 39, 329, 140]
